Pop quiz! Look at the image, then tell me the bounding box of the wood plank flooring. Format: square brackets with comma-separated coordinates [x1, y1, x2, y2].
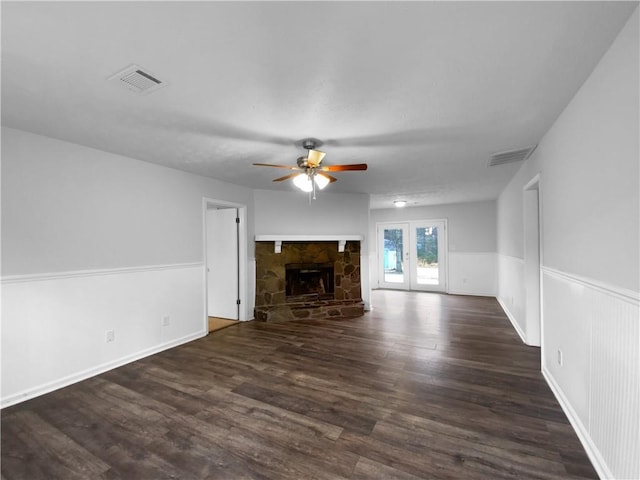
[1, 290, 597, 479]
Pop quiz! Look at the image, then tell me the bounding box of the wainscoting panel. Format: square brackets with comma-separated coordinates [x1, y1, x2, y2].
[496, 254, 526, 342]
[542, 268, 639, 480]
[588, 283, 639, 480]
[1, 263, 206, 407]
[541, 272, 591, 428]
[448, 252, 496, 297]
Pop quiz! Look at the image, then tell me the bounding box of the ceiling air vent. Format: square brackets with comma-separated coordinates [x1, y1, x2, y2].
[108, 64, 166, 95]
[488, 145, 537, 167]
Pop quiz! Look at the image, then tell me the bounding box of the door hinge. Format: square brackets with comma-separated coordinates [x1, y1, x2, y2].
[236, 299, 241, 305]
[235, 217, 240, 224]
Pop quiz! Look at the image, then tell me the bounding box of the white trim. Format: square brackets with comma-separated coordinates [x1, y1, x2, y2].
[448, 251, 496, 257]
[1, 330, 206, 409]
[542, 366, 613, 480]
[542, 266, 639, 304]
[498, 253, 525, 265]
[523, 172, 542, 192]
[255, 234, 363, 242]
[523, 174, 542, 348]
[497, 296, 527, 344]
[448, 290, 494, 297]
[1, 262, 203, 284]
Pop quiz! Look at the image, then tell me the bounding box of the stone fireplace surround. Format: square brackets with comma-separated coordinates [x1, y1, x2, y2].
[254, 235, 364, 322]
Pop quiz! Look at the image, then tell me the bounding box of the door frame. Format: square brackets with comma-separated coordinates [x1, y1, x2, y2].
[202, 198, 248, 330]
[377, 219, 448, 293]
[523, 174, 542, 348]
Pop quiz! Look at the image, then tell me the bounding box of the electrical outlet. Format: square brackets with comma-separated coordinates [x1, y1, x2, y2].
[106, 330, 115, 343]
[557, 349, 563, 366]
[162, 315, 170, 327]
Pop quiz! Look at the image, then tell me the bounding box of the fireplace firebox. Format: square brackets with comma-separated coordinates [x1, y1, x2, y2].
[286, 263, 334, 299]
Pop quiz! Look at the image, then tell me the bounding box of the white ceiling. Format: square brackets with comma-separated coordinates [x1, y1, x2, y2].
[1, 1, 636, 209]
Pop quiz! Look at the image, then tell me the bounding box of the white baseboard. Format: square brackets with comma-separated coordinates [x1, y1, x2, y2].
[496, 296, 527, 344]
[542, 366, 612, 480]
[1, 330, 206, 409]
[448, 289, 494, 297]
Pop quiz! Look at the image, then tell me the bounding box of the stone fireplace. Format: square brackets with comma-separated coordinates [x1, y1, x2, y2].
[254, 237, 364, 322]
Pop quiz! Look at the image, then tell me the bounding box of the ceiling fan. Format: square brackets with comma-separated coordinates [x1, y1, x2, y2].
[253, 139, 368, 198]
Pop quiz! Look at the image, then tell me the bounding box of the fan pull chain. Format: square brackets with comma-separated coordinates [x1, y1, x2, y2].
[312, 173, 317, 200]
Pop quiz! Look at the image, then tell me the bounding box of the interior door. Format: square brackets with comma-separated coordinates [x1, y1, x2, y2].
[206, 207, 239, 319]
[378, 220, 447, 292]
[378, 223, 410, 290]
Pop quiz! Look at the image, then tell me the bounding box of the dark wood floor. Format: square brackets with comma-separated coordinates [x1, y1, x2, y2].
[1, 290, 597, 479]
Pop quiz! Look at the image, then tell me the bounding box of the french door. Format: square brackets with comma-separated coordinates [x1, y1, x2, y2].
[378, 220, 447, 292]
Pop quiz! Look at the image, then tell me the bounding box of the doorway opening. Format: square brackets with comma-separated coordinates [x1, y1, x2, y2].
[377, 220, 447, 292]
[203, 198, 248, 333]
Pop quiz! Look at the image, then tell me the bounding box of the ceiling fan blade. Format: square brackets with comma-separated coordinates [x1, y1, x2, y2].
[306, 149, 326, 168]
[317, 172, 338, 183]
[321, 163, 368, 172]
[272, 173, 300, 182]
[253, 163, 300, 170]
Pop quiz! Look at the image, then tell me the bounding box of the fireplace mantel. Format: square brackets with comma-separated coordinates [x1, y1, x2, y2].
[255, 235, 363, 253]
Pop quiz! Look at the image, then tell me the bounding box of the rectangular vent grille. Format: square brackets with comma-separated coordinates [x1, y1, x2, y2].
[109, 64, 166, 95]
[489, 145, 537, 166]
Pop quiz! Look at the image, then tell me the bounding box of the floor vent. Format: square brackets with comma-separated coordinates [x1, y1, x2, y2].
[488, 145, 537, 166]
[108, 64, 166, 95]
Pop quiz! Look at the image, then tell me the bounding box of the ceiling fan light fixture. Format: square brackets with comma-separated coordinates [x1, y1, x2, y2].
[293, 173, 313, 192]
[253, 137, 368, 199]
[307, 149, 326, 167]
[314, 173, 330, 190]
[394, 200, 407, 207]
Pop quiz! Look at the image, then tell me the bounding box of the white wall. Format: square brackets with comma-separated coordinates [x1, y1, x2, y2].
[253, 189, 370, 247]
[2, 128, 256, 275]
[370, 200, 497, 296]
[253, 189, 371, 308]
[1, 127, 254, 406]
[496, 8, 639, 479]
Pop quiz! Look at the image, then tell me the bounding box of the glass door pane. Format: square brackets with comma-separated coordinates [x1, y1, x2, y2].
[415, 225, 439, 285]
[410, 220, 446, 292]
[379, 224, 409, 289]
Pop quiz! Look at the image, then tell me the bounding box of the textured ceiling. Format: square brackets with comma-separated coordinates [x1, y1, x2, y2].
[1, 1, 636, 208]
